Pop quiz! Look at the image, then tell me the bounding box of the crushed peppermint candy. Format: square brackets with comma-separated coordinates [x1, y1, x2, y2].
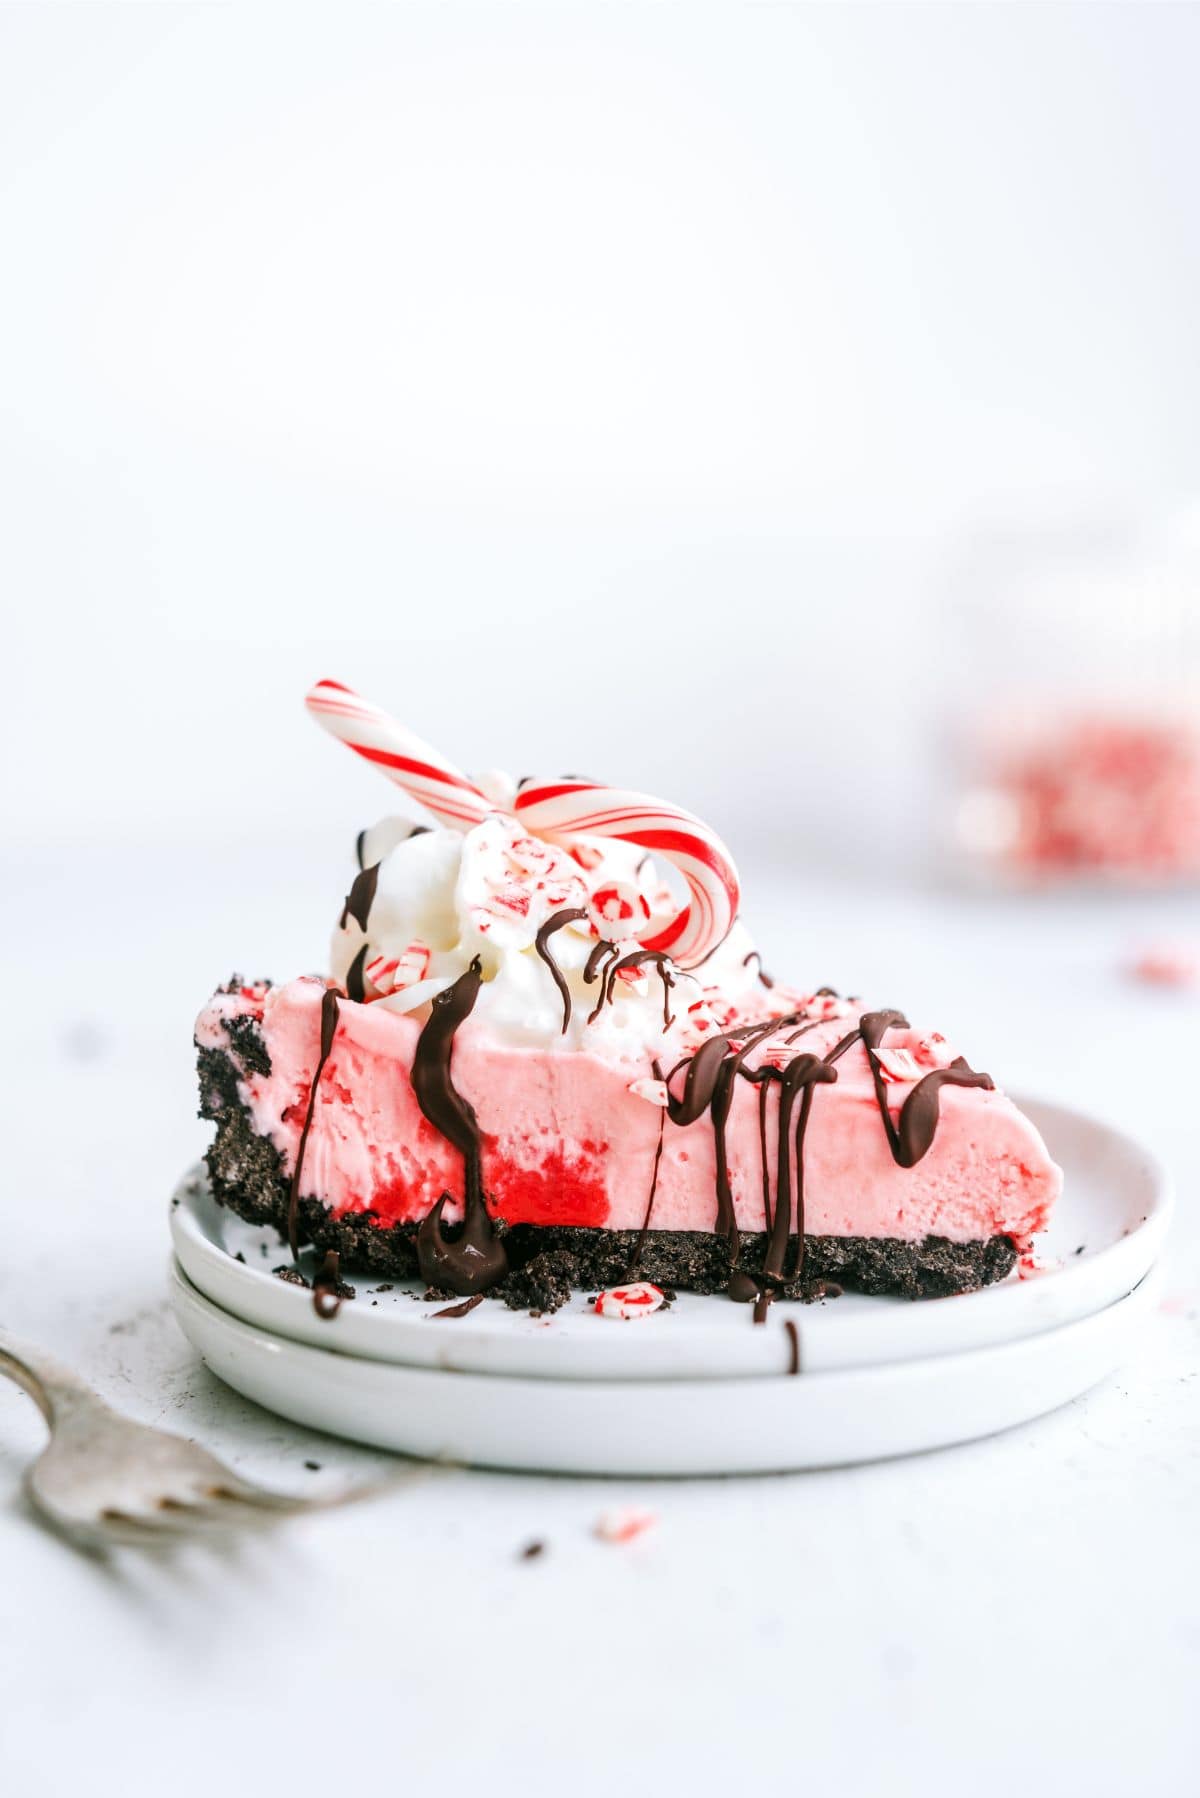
[914, 1031, 956, 1068]
[803, 992, 853, 1021]
[588, 881, 652, 938]
[365, 942, 430, 998]
[594, 1282, 665, 1320]
[628, 1077, 669, 1107]
[1130, 943, 1199, 988]
[594, 1507, 658, 1544]
[458, 814, 587, 949]
[364, 954, 399, 993]
[1017, 1248, 1063, 1280]
[875, 1045, 924, 1084]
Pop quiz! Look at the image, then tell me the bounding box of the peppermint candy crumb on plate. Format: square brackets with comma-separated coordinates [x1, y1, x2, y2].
[594, 1282, 665, 1320]
[594, 1507, 658, 1544]
[1129, 942, 1199, 988]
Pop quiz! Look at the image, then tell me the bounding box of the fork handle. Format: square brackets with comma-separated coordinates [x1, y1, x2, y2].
[0, 1327, 105, 1426]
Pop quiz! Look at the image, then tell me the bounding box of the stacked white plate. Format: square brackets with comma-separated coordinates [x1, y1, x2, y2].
[170, 1096, 1170, 1474]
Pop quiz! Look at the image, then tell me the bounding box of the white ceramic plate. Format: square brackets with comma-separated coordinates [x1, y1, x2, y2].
[170, 1257, 1159, 1474]
[170, 1096, 1171, 1380]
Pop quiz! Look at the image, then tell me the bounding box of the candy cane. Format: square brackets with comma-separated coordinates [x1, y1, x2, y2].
[305, 680, 493, 831]
[514, 779, 739, 968]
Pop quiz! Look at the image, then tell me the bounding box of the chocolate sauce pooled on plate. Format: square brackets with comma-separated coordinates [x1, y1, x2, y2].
[533, 907, 589, 1034]
[287, 987, 341, 1260]
[413, 958, 508, 1295]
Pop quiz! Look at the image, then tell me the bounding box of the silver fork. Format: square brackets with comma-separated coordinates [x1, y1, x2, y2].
[0, 1325, 355, 1550]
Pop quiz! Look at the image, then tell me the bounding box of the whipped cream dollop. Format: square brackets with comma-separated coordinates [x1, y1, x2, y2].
[331, 804, 793, 1067]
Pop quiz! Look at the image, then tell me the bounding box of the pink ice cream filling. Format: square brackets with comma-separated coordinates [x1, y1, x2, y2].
[197, 979, 1061, 1245]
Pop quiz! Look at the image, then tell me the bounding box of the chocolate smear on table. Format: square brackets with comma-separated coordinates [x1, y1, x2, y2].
[413, 958, 508, 1295]
[533, 907, 589, 1034]
[339, 862, 380, 932]
[287, 987, 341, 1259]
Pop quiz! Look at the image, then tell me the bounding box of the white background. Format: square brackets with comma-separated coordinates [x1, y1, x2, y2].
[1, 7, 1197, 1796]
[4, 1, 1200, 873]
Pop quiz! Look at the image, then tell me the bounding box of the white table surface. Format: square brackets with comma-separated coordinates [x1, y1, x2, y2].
[1, 845, 1196, 1798]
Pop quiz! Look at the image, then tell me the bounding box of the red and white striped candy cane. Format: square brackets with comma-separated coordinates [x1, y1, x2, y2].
[305, 680, 493, 832]
[514, 779, 739, 968]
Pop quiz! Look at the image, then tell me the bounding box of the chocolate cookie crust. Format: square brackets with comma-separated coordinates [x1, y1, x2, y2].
[198, 1038, 1017, 1312]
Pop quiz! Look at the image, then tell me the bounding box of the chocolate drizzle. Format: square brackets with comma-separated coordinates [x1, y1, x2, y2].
[658, 1015, 804, 1301]
[857, 1009, 994, 1165]
[345, 943, 369, 1003]
[412, 958, 508, 1295]
[627, 1110, 667, 1277]
[643, 993, 991, 1319]
[287, 987, 341, 1259]
[742, 950, 775, 990]
[339, 862, 379, 932]
[583, 940, 619, 1022]
[581, 943, 678, 1031]
[313, 1248, 345, 1318]
[533, 907, 589, 1034]
[292, 930, 994, 1318]
[759, 1054, 837, 1291]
